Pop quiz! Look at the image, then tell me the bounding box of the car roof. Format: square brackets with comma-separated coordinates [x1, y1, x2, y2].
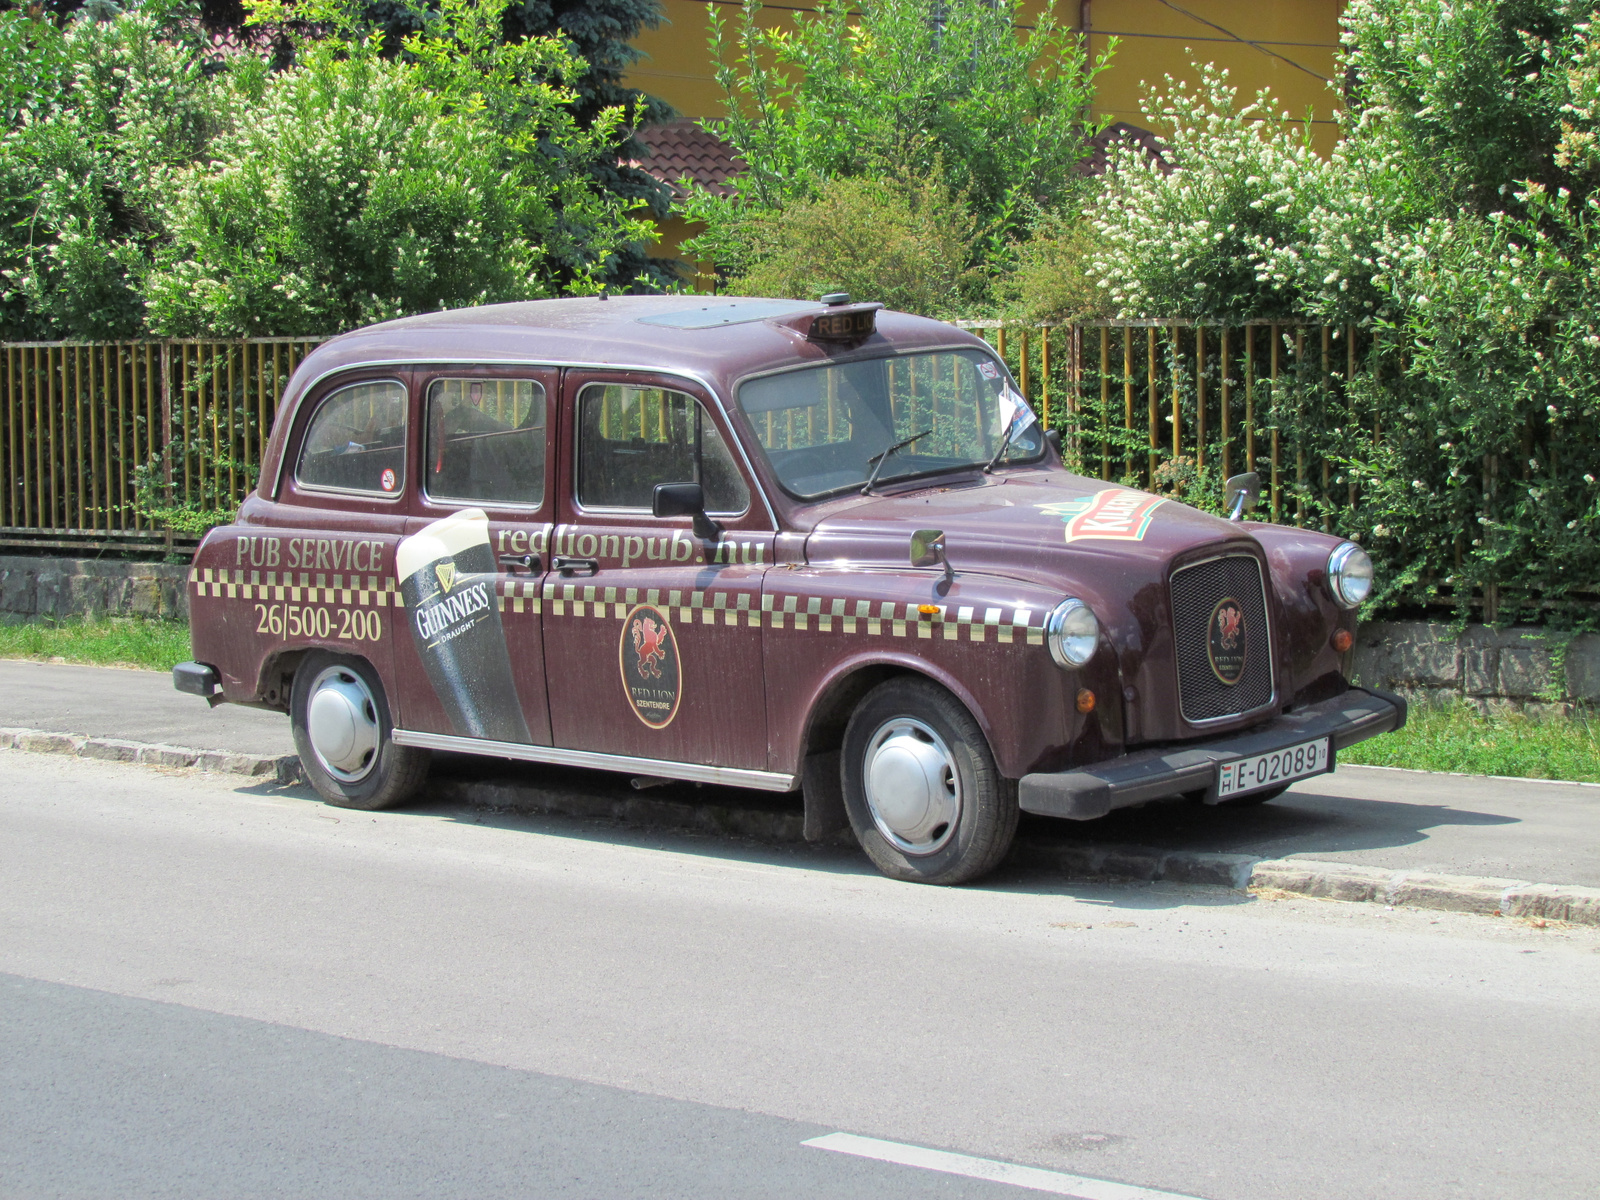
[291, 296, 986, 391]
[261, 296, 995, 497]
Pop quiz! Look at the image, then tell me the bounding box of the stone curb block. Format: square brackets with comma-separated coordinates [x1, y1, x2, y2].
[1503, 883, 1600, 925]
[80, 737, 145, 763]
[17, 731, 85, 755]
[2, 726, 279, 779]
[1250, 858, 1600, 927]
[1018, 842, 1257, 889]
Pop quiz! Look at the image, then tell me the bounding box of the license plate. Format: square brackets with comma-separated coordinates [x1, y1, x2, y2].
[1216, 738, 1331, 798]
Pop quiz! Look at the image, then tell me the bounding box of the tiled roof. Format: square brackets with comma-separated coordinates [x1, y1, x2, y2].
[1078, 121, 1173, 175]
[625, 118, 1168, 201]
[626, 120, 744, 198]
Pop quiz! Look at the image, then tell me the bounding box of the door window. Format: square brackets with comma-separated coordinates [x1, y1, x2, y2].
[425, 378, 546, 507]
[296, 380, 408, 495]
[576, 384, 749, 514]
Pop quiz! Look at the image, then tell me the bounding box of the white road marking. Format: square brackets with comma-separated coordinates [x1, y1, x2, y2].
[802, 1133, 1210, 1200]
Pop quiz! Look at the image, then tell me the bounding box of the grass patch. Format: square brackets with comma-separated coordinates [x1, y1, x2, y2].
[0, 616, 191, 672]
[1340, 699, 1600, 784]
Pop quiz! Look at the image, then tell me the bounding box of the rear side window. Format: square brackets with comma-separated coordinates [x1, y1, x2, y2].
[296, 380, 408, 496]
[426, 378, 546, 507]
[577, 384, 748, 514]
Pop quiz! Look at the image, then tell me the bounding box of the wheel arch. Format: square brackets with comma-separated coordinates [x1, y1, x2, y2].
[794, 653, 1001, 845]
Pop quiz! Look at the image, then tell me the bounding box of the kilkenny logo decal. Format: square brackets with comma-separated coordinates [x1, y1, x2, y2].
[435, 561, 456, 594]
[619, 603, 682, 728]
[1207, 596, 1247, 685]
[1038, 489, 1166, 544]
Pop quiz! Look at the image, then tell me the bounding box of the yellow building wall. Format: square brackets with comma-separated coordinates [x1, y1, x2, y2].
[626, 0, 1345, 146]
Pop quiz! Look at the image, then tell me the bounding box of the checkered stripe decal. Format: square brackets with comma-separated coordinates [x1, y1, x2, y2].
[190, 568, 404, 607]
[540, 583, 1044, 644]
[190, 570, 1046, 644]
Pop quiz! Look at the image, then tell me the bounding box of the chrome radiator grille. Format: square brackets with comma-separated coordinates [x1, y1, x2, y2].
[1169, 554, 1274, 724]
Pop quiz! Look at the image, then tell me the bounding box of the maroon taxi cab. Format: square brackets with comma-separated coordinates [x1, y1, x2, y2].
[175, 295, 1404, 885]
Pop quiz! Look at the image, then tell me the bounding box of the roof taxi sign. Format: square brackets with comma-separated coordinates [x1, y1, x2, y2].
[805, 302, 882, 344]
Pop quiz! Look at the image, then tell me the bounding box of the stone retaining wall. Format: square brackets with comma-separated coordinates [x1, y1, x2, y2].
[0, 555, 188, 623]
[1352, 621, 1600, 711]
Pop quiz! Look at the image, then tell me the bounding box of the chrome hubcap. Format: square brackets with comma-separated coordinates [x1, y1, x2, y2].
[306, 665, 380, 782]
[863, 717, 961, 855]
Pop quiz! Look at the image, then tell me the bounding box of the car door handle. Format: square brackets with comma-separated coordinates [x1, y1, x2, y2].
[553, 556, 600, 577]
[497, 553, 541, 573]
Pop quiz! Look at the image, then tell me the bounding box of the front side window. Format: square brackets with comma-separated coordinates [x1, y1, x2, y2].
[296, 380, 408, 496]
[737, 350, 1044, 499]
[577, 384, 749, 514]
[426, 377, 546, 507]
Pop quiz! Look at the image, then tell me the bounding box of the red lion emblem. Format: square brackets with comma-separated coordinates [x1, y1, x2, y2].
[1216, 605, 1242, 650]
[632, 616, 669, 678]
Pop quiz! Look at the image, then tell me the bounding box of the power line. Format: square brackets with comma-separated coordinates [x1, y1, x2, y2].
[1143, 0, 1332, 83]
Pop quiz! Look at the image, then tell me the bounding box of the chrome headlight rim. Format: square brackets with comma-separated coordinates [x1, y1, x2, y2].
[1046, 597, 1100, 668]
[1326, 541, 1374, 609]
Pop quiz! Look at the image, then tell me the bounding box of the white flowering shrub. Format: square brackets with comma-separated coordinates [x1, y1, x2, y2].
[1088, 66, 1336, 320]
[1087, 1, 1600, 621]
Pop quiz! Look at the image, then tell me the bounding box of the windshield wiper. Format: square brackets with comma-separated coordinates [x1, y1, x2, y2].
[985, 416, 1024, 473]
[861, 427, 932, 495]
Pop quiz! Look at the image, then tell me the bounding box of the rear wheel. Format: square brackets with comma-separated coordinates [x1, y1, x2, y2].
[291, 652, 429, 811]
[841, 677, 1018, 885]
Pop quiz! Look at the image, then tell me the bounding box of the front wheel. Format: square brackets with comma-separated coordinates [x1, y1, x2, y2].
[841, 677, 1018, 885]
[291, 652, 429, 811]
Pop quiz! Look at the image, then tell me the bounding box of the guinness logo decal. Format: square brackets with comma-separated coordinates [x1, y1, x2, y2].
[619, 604, 682, 728]
[1207, 597, 1247, 685]
[435, 561, 456, 594]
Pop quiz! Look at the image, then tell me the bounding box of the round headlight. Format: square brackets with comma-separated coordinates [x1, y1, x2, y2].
[1327, 542, 1374, 609]
[1046, 598, 1099, 668]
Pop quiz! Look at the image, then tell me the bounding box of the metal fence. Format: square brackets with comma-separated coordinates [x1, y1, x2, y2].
[961, 319, 1389, 531]
[1, 322, 1373, 550]
[1, 338, 325, 551]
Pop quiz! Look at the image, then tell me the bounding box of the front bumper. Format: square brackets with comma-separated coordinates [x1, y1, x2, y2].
[1019, 687, 1407, 821]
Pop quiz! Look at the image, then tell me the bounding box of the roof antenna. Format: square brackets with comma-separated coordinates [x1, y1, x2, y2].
[598, 287, 609, 302]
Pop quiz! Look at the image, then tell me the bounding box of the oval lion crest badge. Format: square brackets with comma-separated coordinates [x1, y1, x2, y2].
[1206, 597, 1248, 686]
[619, 604, 682, 728]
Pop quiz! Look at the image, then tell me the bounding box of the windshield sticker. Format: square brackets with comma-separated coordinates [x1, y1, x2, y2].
[1038, 489, 1167, 544]
[977, 360, 1000, 379]
[620, 604, 682, 728]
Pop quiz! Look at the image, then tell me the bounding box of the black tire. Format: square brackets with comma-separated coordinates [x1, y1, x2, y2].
[1219, 783, 1291, 808]
[290, 651, 429, 811]
[841, 676, 1019, 885]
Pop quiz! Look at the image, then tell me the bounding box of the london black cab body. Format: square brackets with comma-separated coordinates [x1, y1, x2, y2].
[175, 295, 1405, 885]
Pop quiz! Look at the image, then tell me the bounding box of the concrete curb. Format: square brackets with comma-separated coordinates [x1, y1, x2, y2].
[7, 729, 1600, 926]
[0, 726, 301, 784]
[1250, 858, 1600, 925]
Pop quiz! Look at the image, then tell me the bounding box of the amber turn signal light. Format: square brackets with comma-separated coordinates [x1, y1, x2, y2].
[1076, 688, 1096, 713]
[1331, 629, 1354, 653]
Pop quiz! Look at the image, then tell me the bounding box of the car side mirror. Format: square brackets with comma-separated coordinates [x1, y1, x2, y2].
[654, 481, 721, 541]
[1224, 472, 1261, 522]
[1045, 429, 1062, 454]
[910, 528, 954, 593]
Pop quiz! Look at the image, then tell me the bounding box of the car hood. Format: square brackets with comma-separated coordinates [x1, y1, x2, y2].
[802, 468, 1259, 587]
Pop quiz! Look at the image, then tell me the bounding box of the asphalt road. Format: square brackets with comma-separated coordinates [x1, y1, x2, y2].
[3, 751, 1598, 1199]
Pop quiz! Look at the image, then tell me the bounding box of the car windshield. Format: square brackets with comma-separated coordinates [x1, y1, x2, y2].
[736, 349, 1044, 499]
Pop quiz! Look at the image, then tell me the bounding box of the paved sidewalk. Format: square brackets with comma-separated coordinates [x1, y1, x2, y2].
[4, 658, 1597, 889]
[0, 660, 291, 758]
